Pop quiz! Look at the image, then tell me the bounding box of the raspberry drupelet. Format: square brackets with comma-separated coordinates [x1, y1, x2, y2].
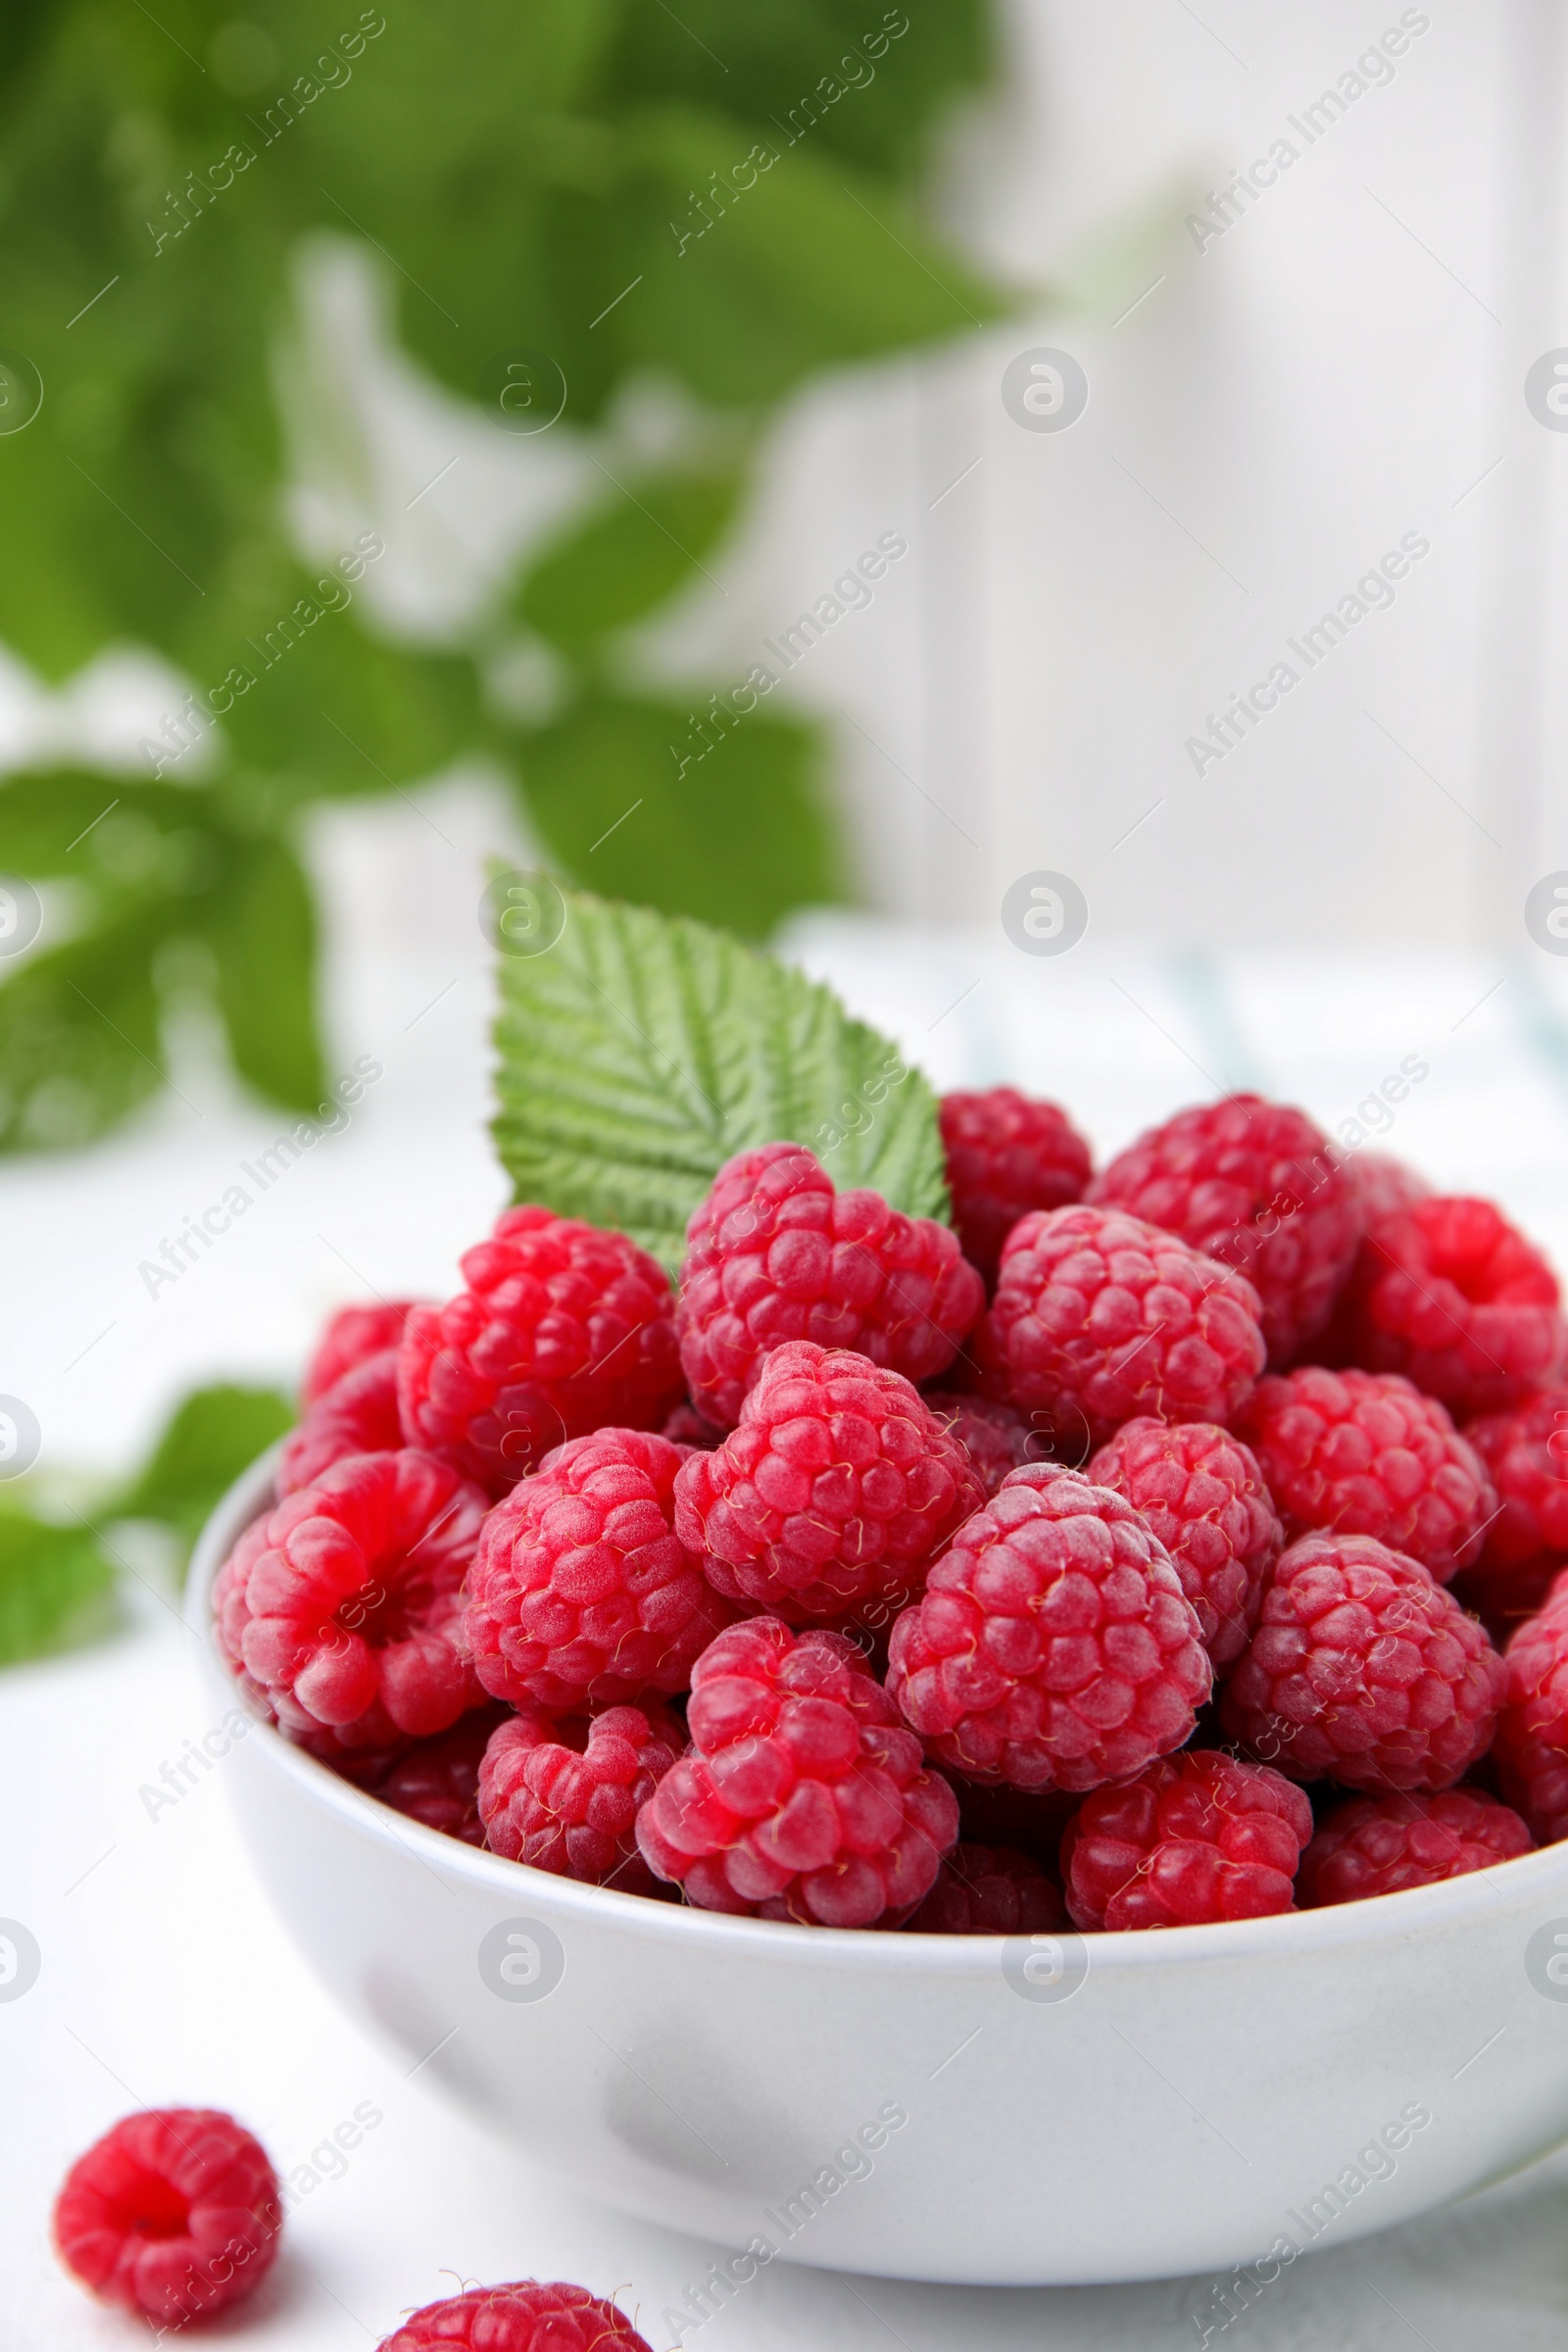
[922, 1391, 1051, 1497]
[304, 1298, 424, 1402]
[1456, 1387, 1568, 1632]
[675, 1142, 984, 1431]
[973, 1203, 1266, 1451]
[1349, 1152, 1431, 1228]
[1298, 1788, 1532, 1907]
[1336, 1196, 1568, 1418]
[277, 1347, 403, 1496]
[672, 1342, 984, 1625]
[635, 1618, 959, 1926]
[1060, 1750, 1313, 1931]
[1237, 1366, 1496, 1586]
[463, 1427, 735, 1713]
[906, 1840, 1067, 1934]
[1493, 1579, 1568, 1842]
[377, 2282, 652, 2352]
[478, 1700, 683, 1893]
[53, 2109, 282, 2326]
[886, 1466, 1211, 1791]
[938, 1087, 1092, 1286]
[397, 1204, 683, 1496]
[1088, 1417, 1281, 1667]
[1219, 1531, 1505, 1792]
[214, 1449, 488, 1752]
[1087, 1094, 1362, 1366]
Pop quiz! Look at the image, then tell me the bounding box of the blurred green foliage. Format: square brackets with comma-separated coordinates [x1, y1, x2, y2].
[0, 0, 1002, 1151]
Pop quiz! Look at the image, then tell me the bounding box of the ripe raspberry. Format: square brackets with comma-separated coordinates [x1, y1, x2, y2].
[304, 1298, 423, 1402]
[277, 1348, 403, 1496]
[672, 1342, 983, 1625]
[1088, 1095, 1361, 1365]
[887, 1467, 1210, 1791]
[377, 2282, 651, 2352]
[53, 2109, 281, 2326]
[478, 1700, 683, 1892]
[661, 1399, 724, 1449]
[463, 1427, 735, 1712]
[1337, 1197, 1568, 1417]
[376, 1706, 510, 1846]
[1088, 1417, 1280, 1668]
[906, 1841, 1067, 1934]
[973, 1203, 1265, 1451]
[1219, 1532, 1504, 1791]
[1298, 1788, 1532, 1907]
[398, 1204, 683, 1496]
[214, 1449, 487, 1751]
[1060, 1750, 1312, 1931]
[1456, 1387, 1568, 1630]
[923, 1392, 1051, 1497]
[1493, 1585, 1568, 1841]
[1236, 1367, 1496, 1586]
[676, 1142, 984, 1430]
[938, 1088, 1092, 1285]
[635, 1618, 958, 1926]
[1350, 1152, 1430, 1228]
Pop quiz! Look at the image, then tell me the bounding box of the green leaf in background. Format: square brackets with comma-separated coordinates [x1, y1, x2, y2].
[114, 1383, 294, 1560]
[0, 1510, 116, 1667]
[492, 884, 949, 1269]
[516, 463, 745, 656]
[203, 834, 326, 1114]
[514, 692, 838, 938]
[0, 900, 177, 1151]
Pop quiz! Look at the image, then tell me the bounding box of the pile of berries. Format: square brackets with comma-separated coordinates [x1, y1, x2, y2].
[215, 1087, 1568, 1936]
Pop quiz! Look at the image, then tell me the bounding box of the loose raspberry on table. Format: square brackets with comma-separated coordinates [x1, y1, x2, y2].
[463, 1427, 735, 1712]
[923, 1392, 1052, 1496]
[938, 1088, 1092, 1286]
[278, 1347, 403, 1496]
[906, 1840, 1067, 1934]
[1219, 1532, 1505, 1791]
[1350, 1152, 1431, 1228]
[1088, 1417, 1281, 1667]
[377, 2281, 652, 2352]
[1060, 1750, 1312, 1931]
[886, 1467, 1211, 1792]
[635, 1618, 958, 1926]
[304, 1298, 424, 1402]
[376, 1706, 510, 1846]
[1335, 1196, 1568, 1417]
[479, 1700, 684, 1892]
[1456, 1388, 1568, 1631]
[398, 1204, 683, 1496]
[1493, 1584, 1568, 1842]
[53, 2108, 281, 2326]
[1237, 1367, 1496, 1586]
[1298, 1788, 1532, 1907]
[675, 1142, 984, 1430]
[672, 1342, 983, 1625]
[1087, 1095, 1361, 1366]
[215, 1449, 488, 1751]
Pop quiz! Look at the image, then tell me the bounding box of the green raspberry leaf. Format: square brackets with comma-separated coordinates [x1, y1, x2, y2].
[114, 1383, 295, 1564]
[491, 884, 948, 1270]
[0, 1509, 117, 1667]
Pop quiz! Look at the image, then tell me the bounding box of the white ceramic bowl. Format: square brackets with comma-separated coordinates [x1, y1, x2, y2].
[191, 1449, 1568, 2288]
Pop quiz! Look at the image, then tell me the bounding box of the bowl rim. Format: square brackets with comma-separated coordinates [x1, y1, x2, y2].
[189, 1445, 1568, 1978]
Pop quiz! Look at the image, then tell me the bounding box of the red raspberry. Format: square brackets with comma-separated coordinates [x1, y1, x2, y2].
[923, 1391, 1052, 1497]
[377, 2282, 651, 2352]
[973, 1203, 1265, 1451]
[1298, 1788, 1532, 1907]
[214, 1449, 487, 1751]
[1088, 1095, 1361, 1366]
[675, 1143, 984, 1430]
[1457, 1388, 1568, 1629]
[1219, 1532, 1505, 1791]
[53, 2109, 281, 2326]
[398, 1204, 683, 1496]
[304, 1298, 423, 1402]
[463, 1427, 735, 1712]
[938, 1088, 1092, 1285]
[635, 1618, 958, 1926]
[906, 1841, 1067, 1933]
[1350, 1152, 1430, 1227]
[1493, 1583, 1568, 1841]
[1060, 1750, 1312, 1930]
[1236, 1367, 1496, 1586]
[661, 1399, 724, 1448]
[887, 1467, 1210, 1791]
[1088, 1417, 1281, 1667]
[277, 1348, 403, 1496]
[672, 1342, 983, 1625]
[1337, 1197, 1568, 1417]
[376, 1706, 510, 1846]
[478, 1700, 683, 1892]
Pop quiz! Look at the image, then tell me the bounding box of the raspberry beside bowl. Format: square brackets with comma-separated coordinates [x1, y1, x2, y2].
[190, 1447, 1568, 2289]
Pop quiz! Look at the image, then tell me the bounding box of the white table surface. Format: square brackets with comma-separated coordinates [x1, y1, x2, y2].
[8, 852, 1568, 2347]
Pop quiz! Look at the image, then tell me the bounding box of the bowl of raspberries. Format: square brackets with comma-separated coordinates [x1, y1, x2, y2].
[191, 1090, 1568, 2288]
